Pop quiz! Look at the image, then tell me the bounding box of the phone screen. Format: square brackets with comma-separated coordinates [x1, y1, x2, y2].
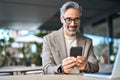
[70, 47, 82, 57]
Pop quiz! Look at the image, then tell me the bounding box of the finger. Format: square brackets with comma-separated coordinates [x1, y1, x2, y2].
[62, 57, 75, 62]
[64, 67, 73, 73]
[62, 58, 76, 67]
[76, 61, 86, 68]
[81, 57, 86, 61]
[64, 62, 76, 69]
[78, 60, 82, 63]
[76, 56, 82, 59]
[62, 57, 76, 65]
[76, 63, 87, 70]
[77, 56, 86, 62]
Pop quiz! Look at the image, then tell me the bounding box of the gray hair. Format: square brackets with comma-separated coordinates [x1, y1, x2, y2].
[60, 1, 82, 16]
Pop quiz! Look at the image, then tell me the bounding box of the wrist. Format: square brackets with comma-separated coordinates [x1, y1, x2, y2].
[57, 65, 63, 73]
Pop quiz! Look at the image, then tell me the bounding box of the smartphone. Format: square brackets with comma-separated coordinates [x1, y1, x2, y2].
[70, 47, 82, 57]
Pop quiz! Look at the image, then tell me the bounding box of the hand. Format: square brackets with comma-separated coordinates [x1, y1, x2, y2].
[76, 56, 87, 71]
[62, 57, 77, 73]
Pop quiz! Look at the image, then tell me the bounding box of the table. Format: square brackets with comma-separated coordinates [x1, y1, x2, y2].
[0, 74, 120, 80]
[0, 66, 43, 75]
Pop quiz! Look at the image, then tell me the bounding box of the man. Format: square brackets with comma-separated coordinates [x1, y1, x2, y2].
[42, 1, 99, 74]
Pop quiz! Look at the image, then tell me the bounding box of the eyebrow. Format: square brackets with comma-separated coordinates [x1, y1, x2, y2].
[65, 17, 80, 19]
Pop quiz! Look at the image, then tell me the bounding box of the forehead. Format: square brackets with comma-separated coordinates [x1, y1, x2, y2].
[64, 8, 80, 17]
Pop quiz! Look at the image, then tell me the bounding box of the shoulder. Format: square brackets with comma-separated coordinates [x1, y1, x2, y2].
[43, 28, 62, 40]
[43, 31, 58, 40]
[44, 31, 58, 38]
[77, 32, 92, 42]
[82, 35, 92, 42]
[77, 33, 93, 46]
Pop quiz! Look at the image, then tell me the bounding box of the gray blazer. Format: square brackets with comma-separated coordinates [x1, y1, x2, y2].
[42, 28, 99, 74]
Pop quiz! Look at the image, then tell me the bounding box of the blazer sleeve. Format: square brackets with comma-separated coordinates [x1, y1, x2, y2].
[42, 35, 61, 74]
[83, 38, 99, 73]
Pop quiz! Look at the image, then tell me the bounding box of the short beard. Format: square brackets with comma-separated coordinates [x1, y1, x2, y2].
[64, 26, 79, 35]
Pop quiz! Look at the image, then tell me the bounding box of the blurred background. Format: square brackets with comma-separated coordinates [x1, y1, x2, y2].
[0, 0, 120, 67]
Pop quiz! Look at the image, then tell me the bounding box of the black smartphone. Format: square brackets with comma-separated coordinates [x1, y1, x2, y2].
[70, 47, 82, 57]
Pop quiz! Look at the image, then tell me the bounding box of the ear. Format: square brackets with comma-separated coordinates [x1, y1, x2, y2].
[60, 15, 64, 23]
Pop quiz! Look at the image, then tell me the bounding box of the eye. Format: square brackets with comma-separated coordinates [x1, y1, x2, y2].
[65, 18, 71, 22]
[74, 18, 80, 23]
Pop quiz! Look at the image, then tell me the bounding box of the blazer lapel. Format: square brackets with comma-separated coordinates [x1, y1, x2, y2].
[55, 28, 67, 60]
[76, 33, 86, 56]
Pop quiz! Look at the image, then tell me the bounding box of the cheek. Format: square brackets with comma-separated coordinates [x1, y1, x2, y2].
[78, 23, 80, 27]
[63, 23, 69, 27]
[76, 24, 80, 28]
[61, 19, 68, 27]
[66, 24, 69, 27]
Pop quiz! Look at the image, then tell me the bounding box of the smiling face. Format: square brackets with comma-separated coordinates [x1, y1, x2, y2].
[60, 8, 81, 36]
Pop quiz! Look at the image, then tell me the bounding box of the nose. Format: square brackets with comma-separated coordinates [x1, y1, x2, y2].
[70, 21, 75, 26]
